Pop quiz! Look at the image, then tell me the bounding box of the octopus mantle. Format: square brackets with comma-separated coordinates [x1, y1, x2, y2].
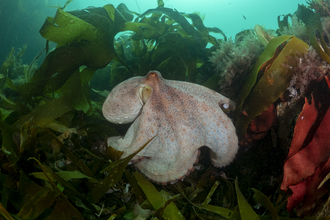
[102, 71, 238, 184]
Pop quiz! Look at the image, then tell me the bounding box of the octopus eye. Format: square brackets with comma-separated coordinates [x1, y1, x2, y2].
[219, 100, 236, 112]
[220, 102, 235, 112]
[140, 86, 153, 103]
[221, 103, 230, 109]
[150, 72, 156, 76]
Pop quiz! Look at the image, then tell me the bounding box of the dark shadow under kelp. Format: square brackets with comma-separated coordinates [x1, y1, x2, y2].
[1, 0, 330, 219]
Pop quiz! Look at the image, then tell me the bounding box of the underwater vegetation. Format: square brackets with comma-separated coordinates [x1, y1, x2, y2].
[208, 30, 264, 100]
[1, 0, 330, 219]
[281, 75, 330, 216]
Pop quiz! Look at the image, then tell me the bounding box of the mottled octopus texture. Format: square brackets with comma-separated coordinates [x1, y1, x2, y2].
[102, 71, 239, 184]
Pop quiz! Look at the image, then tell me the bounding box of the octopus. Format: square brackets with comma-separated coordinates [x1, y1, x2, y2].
[102, 70, 239, 184]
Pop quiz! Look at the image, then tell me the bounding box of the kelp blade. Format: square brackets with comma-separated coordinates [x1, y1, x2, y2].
[193, 203, 234, 219]
[0, 203, 14, 220]
[18, 187, 60, 219]
[176, 182, 234, 218]
[295, 4, 330, 63]
[43, 198, 84, 220]
[13, 97, 72, 130]
[30, 170, 97, 182]
[47, 128, 96, 179]
[236, 36, 308, 138]
[252, 188, 279, 220]
[61, 68, 92, 114]
[0, 121, 19, 167]
[89, 137, 154, 203]
[133, 171, 185, 220]
[39, 8, 97, 46]
[235, 179, 260, 220]
[235, 35, 293, 114]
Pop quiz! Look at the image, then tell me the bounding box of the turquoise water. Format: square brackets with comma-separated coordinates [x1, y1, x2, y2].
[0, 0, 307, 63]
[73, 0, 307, 38]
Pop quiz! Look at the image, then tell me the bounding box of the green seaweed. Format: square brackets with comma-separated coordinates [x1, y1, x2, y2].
[252, 188, 279, 220]
[235, 179, 260, 220]
[277, 14, 292, 33]
[116, 3, 134, 22]
[0, 108, 14, 121]
[16, 4, 126, 99]
[34, 168, 97, 213]
[18, 186, 57, 219]
[0, 120, 19, 169]
[47, 128, 96, 179]
[61, 69, 92, 114]
[158, 0, 164, 8]
[232, 180, 298, 220]
[0, 203, 14, 220]
[109, 5, 224, 86]
[39, 8, 98, 46]
[89, 138, 153, 203]
[235, 35, 293, 115]
[0, 48, 14, 90]
[25, 157, 85, 219]
[296, 4, 330, 63]
[13, 97, 72, 130]
[30, 170, 97, 182]
[176, 181, 235, 219]
[133, 171, 185, 220]
[235, 36, 308, 138]
[19, 118, 37, 154]
[138, 8, 206, 46]
[9, 1, 221, 102]
[124, 170, 146, 200]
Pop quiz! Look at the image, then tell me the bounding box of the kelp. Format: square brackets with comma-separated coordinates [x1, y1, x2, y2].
[235, 35, 293, 115]
[155, 7, 227, 45]
[0, 48, 14, 90]
[235, 180, 259, 220]
[60, 68, 92, 114]
[30, 157, 98, 214]
[0, 104, 153, 218]
[15, 4, 127, 99]
[48, 128, 96, 179]
[0, 203, 14, 220]
[137, 7, 208, 47]
[277, 14, 292, 33]
[0, 65, 128, 218]
[21, 157, 85, 220]
[110, 5, 225, 86]
[252, 188, 280, 220]
[296, 4, 330, 63]
[173, 178, 236, 219]
[12, 97, 72, 130]
[0, 107, 316, 219]
[6, 1, 222, 103]
[306, 0, 330, 17]
[89, 138, 153, 203]
[254, 24, 274, 47]
[235, 36, 308, 138]
[133, 171, 185, 220]
[0, 120, 19, 168]
[167, 178, 296, 219]
[233, 180, 299, 220]
[31, 170, 97, 182]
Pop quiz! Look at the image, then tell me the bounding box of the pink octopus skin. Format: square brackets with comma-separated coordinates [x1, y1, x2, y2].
[102, 70, 239, 184]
